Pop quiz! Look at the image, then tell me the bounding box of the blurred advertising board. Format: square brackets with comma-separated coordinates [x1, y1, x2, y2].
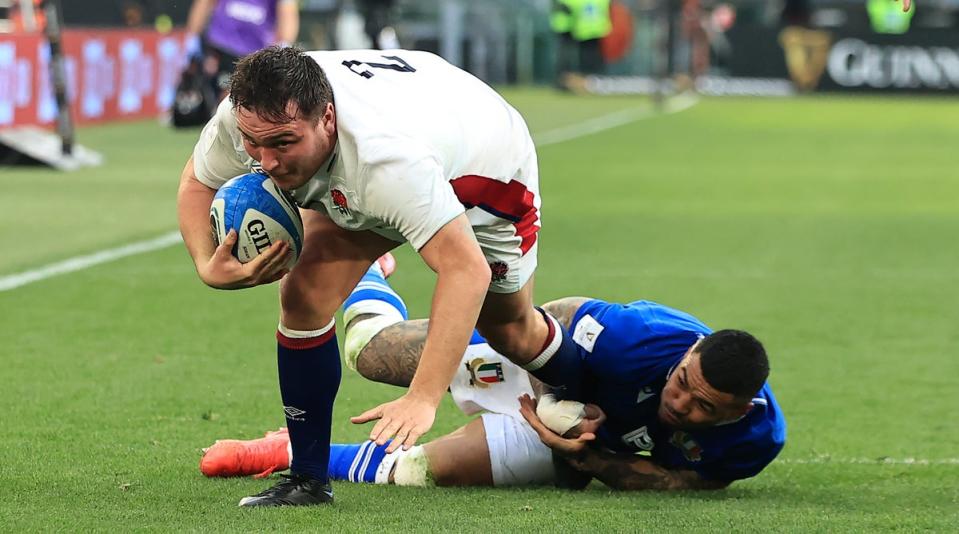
[0, 29, 185, 129]
[726, 26, 959, 94]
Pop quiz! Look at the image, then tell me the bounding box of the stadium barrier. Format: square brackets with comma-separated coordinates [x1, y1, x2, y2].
[0, 28, 186, 129]
[726, 26, 959, 94]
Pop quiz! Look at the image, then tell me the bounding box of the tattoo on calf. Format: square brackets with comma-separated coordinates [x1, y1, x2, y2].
[355, 319, 429, 388]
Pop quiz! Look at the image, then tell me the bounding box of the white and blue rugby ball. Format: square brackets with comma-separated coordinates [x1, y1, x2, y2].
[210, 173, 304, 269]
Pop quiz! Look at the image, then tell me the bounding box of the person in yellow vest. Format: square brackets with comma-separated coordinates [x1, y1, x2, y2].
[868, 0, 915, 34]
[551, 0, 612, 78]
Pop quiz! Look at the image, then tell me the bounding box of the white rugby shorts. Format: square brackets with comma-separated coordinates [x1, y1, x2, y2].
[448, 344, 555, 486]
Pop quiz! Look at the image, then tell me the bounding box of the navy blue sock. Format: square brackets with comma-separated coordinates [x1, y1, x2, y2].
[522, 311, 584, 399]
[277, 322, 341, 482]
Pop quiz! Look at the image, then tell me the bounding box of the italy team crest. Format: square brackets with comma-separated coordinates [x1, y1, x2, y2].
[465, 358, 505, 388]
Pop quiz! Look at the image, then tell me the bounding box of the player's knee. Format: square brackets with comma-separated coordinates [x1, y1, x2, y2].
[343, 314, 403, 372]
[279, 282, 338, 327]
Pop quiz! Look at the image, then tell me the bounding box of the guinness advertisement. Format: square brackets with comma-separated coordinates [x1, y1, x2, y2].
[727, 26, 959, 94]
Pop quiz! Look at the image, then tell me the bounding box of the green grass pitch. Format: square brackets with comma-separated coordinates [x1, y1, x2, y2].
[1, 90, 957, 531]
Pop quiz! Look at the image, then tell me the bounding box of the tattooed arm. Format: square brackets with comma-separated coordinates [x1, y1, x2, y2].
[542, 297, 590, 331]
[569, 450, 730, 491]
[352, 318, 429, 388]
[351, 296, 590, 390]
[518, 394, 729, 491]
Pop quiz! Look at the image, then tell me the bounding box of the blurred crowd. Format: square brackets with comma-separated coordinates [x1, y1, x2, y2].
[0, 1, 936, 77]
[0, 0, 948, 98]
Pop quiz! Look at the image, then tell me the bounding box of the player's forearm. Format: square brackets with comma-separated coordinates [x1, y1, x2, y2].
[275, 1, 300, 45]
[177, 158, 217, 271]
[186, 0, 217, 36]
[406, 264, 489, 404]
[572, 449, 727, 491]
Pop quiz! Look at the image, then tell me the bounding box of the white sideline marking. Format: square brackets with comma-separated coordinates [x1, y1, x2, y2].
[780, 457, 959, 466]
[535, 91, 699, 147]
[0, 94, 699, 293]
[0, 231, 183, 292]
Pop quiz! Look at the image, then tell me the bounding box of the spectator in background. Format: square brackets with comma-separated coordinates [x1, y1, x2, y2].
[357, 0, 399, 49]
[121, 1, 147, 27]
[551, 0, 612, 82]
[867, 0, 915, 34]
[185, 0, 300, 97]
[681, 0, 708, 82]
[8, 0, 46, 33]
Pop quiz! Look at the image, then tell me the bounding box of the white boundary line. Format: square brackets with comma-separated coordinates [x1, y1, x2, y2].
[780, 457, 959, 466]
[0, 231, 183, 292]
[0, 93, 699, 293]
[535, 91, 699, 147]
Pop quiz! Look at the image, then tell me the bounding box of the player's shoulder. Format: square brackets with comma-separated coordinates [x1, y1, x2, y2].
[749, 383, 786, 445]
[192, 97, 250, 189]
[574, 299, 711, 337]
[203, 97, 241, 145]
[213, 95, 234, 121]
[305, 49, 451, 74]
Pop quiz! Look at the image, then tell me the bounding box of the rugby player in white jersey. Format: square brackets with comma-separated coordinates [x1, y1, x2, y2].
[177, 47, 585, 506]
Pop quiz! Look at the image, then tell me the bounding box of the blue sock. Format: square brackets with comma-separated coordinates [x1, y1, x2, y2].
[328, 441, 394, 483]
[343, 265, 409, 321]
[276, 322, 341, 482]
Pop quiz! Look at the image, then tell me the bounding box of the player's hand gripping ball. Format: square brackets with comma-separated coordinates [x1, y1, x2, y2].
[209, 173, 304, 270]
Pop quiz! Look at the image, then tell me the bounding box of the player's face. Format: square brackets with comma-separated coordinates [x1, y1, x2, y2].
[658, 350, 752, 430]
[235, 102, 336, 191]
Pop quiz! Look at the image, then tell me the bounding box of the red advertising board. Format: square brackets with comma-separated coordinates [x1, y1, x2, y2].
[0, 29, 186, 129]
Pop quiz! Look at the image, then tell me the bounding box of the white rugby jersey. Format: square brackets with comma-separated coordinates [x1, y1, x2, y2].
[193, 49, 540, 251]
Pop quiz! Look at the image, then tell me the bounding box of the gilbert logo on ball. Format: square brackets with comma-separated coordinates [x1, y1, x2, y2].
[210, 173, 304, 269]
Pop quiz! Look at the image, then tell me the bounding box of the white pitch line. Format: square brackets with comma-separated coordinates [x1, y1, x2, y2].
[780, 457, 959, 466]
[0, 231, 183, 292]
[0, 93, 699, 293]
[535, 91, 699, 147]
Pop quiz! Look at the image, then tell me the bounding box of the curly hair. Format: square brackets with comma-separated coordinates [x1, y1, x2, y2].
[697, 329, 769, 399]
[229, 46, 334, 123]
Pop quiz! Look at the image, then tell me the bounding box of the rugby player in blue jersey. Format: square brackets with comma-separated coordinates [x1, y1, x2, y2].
[201, 261, 785, 491]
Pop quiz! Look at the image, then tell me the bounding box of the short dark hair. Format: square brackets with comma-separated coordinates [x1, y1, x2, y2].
[696, 329, 769, 399]
[229, 46, 334, 123]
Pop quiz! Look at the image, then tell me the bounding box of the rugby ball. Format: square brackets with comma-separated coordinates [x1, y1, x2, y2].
[209, 173, 304, 269]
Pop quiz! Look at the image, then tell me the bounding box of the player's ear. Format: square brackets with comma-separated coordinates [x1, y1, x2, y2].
[320, 102, 336, 134]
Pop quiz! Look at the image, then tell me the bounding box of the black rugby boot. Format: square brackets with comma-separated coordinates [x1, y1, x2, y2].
[238, 473, 333, 507]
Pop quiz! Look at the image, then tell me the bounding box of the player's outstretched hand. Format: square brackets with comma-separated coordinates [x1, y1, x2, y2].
[351, 392, 438, 453]
[518, 394, 595, 460]
[199, 229, 291, 289]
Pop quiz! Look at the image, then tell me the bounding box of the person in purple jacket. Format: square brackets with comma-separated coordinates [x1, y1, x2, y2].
[184, 0, 300, 95]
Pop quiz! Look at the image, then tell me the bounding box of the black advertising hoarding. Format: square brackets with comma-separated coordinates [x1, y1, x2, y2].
[726, 25, 959, 94]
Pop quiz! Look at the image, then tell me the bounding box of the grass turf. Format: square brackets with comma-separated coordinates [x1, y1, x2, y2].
[1, 90, 957, 531]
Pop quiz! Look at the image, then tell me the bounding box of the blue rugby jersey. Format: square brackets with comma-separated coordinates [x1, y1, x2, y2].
[568, 299, 786, 482]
